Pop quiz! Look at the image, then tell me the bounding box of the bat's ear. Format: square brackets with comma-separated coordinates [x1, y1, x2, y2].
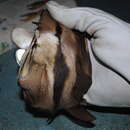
[66, 105, 95, 127]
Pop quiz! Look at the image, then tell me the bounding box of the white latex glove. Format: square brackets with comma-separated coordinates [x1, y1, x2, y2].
[47, 1, 130, 84]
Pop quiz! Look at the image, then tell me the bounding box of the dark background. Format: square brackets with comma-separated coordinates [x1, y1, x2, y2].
[76, 0, 130, 22]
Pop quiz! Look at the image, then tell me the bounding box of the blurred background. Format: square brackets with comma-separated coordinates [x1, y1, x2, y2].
[0, 0, 130, 130]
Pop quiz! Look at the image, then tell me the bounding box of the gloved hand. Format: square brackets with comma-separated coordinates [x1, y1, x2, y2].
[46, 1, 130, 83]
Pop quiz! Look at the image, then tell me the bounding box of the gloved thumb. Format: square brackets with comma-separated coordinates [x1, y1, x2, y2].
[46, 1, 88, 31]
[46, 1, 117, 34]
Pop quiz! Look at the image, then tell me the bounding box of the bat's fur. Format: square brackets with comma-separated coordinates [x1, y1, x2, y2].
[18, 1, 95, 127]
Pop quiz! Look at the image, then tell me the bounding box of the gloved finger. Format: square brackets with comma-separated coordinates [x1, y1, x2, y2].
[46, 1, 123, 35]
[46, 1, 76, 29]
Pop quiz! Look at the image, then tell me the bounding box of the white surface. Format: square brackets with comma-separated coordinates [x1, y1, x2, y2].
[84, 43, 130, 107]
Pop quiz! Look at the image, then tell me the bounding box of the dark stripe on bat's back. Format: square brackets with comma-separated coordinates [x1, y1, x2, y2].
[53, 44, 69, 109]
[53, 24, 69, 109]
[72, 31, 92, 102]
